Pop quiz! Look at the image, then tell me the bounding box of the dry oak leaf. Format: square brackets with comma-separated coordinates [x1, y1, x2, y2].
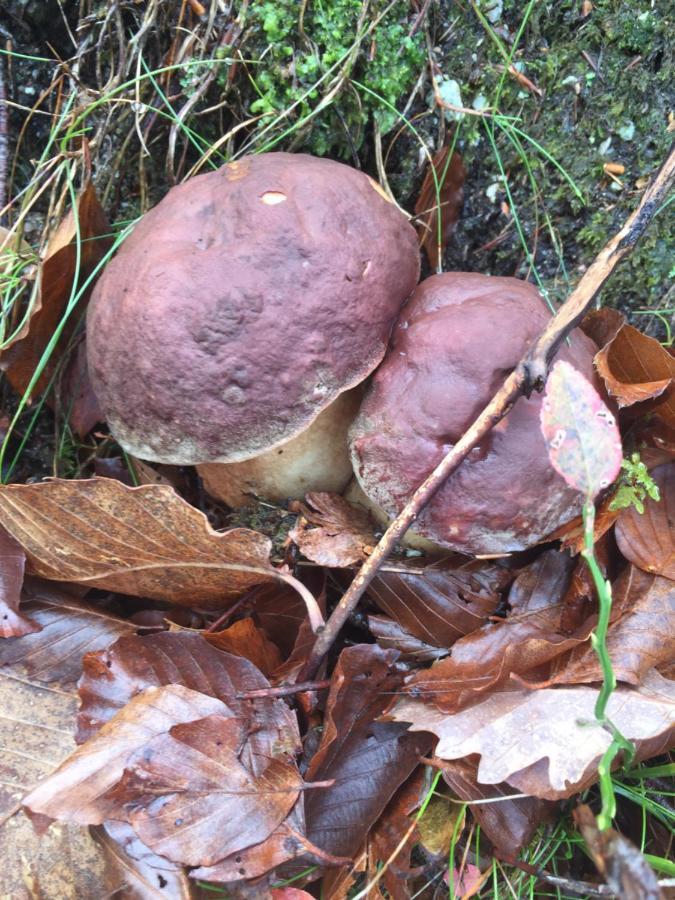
[583, 308, 675, 425]
[0, 523, 37, 637]
[0, 477, 317, 613]
[391, 671, 675, 800]
[0, 578, 133, 687]
[23, 684, 229, 825]
[289, 491, 376, 567]
[111, 714, 303, 867]
[615, 463, 674, 580]
[0, 181, 112, 398]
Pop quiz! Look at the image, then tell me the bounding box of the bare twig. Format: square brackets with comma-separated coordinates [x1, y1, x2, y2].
[299, 142, 675, 682]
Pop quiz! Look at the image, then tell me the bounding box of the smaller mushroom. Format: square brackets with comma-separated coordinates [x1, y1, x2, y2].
[349, 272, 602, 556]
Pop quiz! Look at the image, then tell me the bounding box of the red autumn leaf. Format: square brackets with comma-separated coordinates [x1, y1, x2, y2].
[540, 360, 623, 498]
[304, 645, 430, 860]
[0, 525, 37, 637]
[0, 578, 133, 686]
[615, 462, 674, 580]
[23, 684, 230, 825]
[415, 143, 466, 269]
[112, 714, 303, 867]
[366, 558, 512, 650]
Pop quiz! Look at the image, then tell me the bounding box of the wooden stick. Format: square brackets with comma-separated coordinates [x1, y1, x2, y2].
[299, 142, 675, 682]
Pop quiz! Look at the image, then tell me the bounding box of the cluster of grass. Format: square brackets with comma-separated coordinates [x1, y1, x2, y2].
[0, 0, 673, 893]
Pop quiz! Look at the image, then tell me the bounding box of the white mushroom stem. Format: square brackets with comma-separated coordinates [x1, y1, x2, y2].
[198, 388, 362, 507]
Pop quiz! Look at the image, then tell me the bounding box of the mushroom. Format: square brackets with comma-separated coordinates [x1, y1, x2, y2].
[349, 272, 601, 556]
[86, 152, 420, 505]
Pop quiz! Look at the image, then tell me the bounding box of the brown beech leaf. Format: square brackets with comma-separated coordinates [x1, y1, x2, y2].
[584, 308, 675, 424]
[0, 578, 133, 687]
[550, 566, 675, 686]
[61, 337, 104, 438]
[615, 463, 674, 580]
[0, 181, 112, 397]
[252, 581, 310, 659]
[92, 819, 196, 900]
[304, 644, 430, 860]
[368, 614, 449, 662]
[0, 478, 312, 610]
[415, 144, 466, 269]
[0, 524, 37, 637]
[403, 551, 586, 713]
[437, 757, 555, 856]
[289, 491, 376, 567]
[23, 684, 229, 825]
[366, 558, 512, 650]
[112, 714, 303, 867]
[77, 632, 301, 768]
[392, 671, 675, 800]
[574, 804, 665, 899]
[205, 617, 283, 676]
[0, 670, 106, 899]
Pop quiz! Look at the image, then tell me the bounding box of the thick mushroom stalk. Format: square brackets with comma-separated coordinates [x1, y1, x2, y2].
[86, 152, 420, 501]
[349, 272, 603, 556]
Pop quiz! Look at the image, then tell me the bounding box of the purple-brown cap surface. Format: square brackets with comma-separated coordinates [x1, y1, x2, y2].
[349, 272, 602, 555]
[87, 152, 420, 464]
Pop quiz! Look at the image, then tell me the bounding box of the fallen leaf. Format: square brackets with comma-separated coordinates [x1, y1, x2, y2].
[252, 581, 310, 659]
[584, 308, 675, 425]
[112, 714, 303, 867]
[0, 524, 37, 637]
[289, 491, 376, 567]
[23, 684, 229, 825]
[0, 478, 314, 611]
[304, 645, 430, 860]
[0, 669, 106, 899]
[204, 617, 283, 677]
[615, 463, 674, 580]
[368, 614, 449, 662]
[271, 890, 315, 900]
[92, 819, 196, 899]
[61, 337, 104, 438]
[540, 360, 623, 498]
[403, 550, 588, 713]
[575, 804, 665, 899]
[415, 144, 466, 269]
[438, 757, 555, 855]
[550, 566, 675, 686]
[0, 181, 112, 397]
[0, 578, 133, 686]
[392, 671, 675, 800]
[366, 558, 511, 650]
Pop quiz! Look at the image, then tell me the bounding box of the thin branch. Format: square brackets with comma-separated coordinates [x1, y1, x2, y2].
[299, 141, 675, 682]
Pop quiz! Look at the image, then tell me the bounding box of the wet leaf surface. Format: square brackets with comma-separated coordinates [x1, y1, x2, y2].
[615, 463, 674, 580]
[368, 614, 449, 662]
[304, 645, 430, 860]
[0, 578, 133, 686]
[393, 670, 675, 800]
[0, 478, 298, 609]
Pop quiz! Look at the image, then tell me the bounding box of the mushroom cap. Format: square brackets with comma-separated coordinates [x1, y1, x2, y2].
[86, 152, 420, 464]
[349, 272, 601, 555]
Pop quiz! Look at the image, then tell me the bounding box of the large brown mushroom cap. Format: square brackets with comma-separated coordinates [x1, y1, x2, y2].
[87, 152, 420, 465]
[349, 272, 601, 555]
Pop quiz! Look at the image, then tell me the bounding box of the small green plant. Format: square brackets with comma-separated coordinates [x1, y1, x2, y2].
[609, 452, 661, 514]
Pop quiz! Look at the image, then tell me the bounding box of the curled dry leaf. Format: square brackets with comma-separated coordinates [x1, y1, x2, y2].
[415, 143, 466, 269]
[0, 668, 106, 899]
[368, 614, 449, 662]
[0, 524, 37, 637]
[23, 684, 229, 826]
[0, 478, 317, 614]
[0, 578, 133, 686]
[584, 308, 675, 425]
[304, 645, 430, 860]
[540, 360, 623, 498]
[615, 463, 674, 580]
[205, 617, 283, 677]
[111, 714, 303, 867]
[392, 671, 675, 800]
[289, 491, 376, 567]
[0, 181, 112, 397]
[366, 558, 511, 650]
